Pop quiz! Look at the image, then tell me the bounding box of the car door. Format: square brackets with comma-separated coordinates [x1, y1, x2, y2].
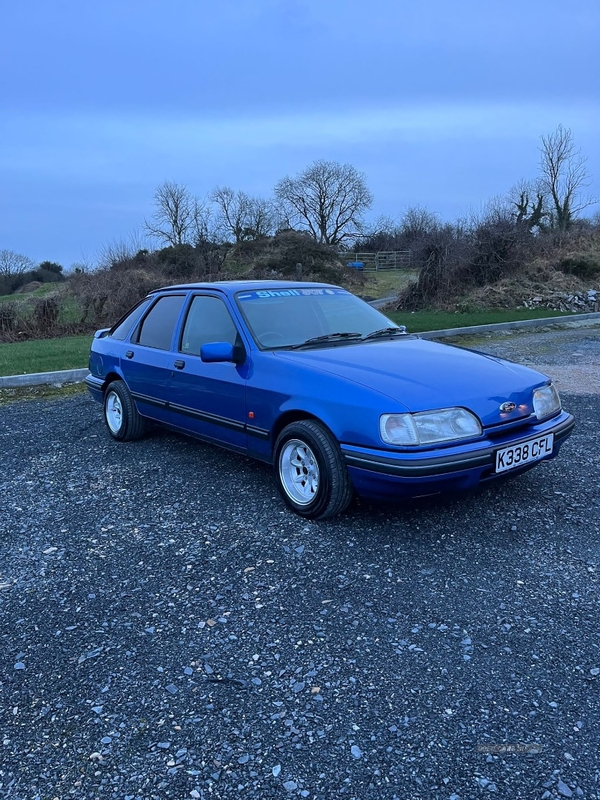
[120, 293, 187, 425]
[166, 293, 249, 451]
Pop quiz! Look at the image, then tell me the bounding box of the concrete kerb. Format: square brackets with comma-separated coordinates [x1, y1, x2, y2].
[0, 367, 89, 390]
[1, 311, 599, 390]
[415, 311, 600, 340]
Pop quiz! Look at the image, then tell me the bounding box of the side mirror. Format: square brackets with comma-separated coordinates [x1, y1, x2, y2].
[201, 342, 235, 363]
[94, 328, 111, 339]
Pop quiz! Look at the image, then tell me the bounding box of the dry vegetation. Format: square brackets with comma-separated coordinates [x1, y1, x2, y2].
[0, 232, 366, 342]
[395, 222, 600, 313]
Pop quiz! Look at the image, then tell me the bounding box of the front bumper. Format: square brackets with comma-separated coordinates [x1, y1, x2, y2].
[341, 411, 575, 500]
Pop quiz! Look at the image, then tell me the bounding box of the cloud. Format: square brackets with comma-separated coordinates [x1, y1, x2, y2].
[3, 100, 597, 181]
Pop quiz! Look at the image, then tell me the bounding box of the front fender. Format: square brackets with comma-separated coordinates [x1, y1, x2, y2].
[276, 394, 383, 449]
[248, 353, 402, 451]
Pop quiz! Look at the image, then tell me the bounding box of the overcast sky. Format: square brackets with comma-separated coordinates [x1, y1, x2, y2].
[1, 0, 598, 267]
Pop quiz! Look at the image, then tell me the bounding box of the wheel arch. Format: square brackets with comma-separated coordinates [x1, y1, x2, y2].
[271, 410, 324, 455]
[103, 371, 123, 393]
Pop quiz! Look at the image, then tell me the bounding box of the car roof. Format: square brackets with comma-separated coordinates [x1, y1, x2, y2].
[150, 280, 343, 296]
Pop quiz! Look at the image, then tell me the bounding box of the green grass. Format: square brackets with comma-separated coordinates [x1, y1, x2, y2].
[0, 335, 91, 377]
[386, 307, 575, 333]
[0, 283, 60, 304]
[0, 284, 81, 323]
[56, 294, 83, 323]
[361, 270, 419, 299]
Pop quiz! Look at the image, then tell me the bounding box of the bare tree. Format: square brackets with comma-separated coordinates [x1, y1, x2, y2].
[539, 125, 595, 233]
[211, 187, 252, 242]
[399, 206, 441, 241]
[211, 187, 276, 242]
[0, 249, 35, 278]
[371, 214, 397, 235]
[486, 182, 547, 234]
[503, 180, 547, 233]
[189, 199, 217, 246]
[246, 197, 278, 239]
[145, 182, 201, 246]
[354, 215, 399, 251]
[97, 230, 151, 269]
[274, 160, 373, 245]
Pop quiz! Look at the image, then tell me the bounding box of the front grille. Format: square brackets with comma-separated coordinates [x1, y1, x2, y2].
[484, 413, 538, 440]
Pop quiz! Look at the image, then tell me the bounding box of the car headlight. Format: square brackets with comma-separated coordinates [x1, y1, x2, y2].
[380, 408, 482, 446]
[533, 383, 561, 420]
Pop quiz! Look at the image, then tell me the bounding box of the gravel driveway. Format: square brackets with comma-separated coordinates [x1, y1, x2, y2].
[452, 325, 600, 396]
[1, 327, 599, 800]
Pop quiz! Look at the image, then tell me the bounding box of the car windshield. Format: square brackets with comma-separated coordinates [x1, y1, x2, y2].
[236, 287, 403, 349]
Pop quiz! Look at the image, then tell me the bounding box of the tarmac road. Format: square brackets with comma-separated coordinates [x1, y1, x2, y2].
[0, 327, 599, 799]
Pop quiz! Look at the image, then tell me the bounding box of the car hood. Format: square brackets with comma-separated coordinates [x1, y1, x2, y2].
[275, 338, 550, 426]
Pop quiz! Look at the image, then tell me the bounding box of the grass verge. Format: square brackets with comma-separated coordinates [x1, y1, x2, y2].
[0, 335, 91, 377]
[385, 308, 574, 333]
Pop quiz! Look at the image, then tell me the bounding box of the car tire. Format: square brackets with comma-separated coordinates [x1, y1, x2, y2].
[274, 420, 353, 519]
[103, 380, 146, 442]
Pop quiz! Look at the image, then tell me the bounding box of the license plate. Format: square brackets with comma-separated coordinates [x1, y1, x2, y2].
[495, 433, 554, 474]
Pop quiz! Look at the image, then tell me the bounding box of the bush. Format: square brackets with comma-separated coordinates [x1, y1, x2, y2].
[398, 212, 551, 310]
[154, 244, 203, 278]
[69, 267, 162, 326]
[38, 261, 63, 274]
[64, 233, 366, 331]
[32, 267, 65, 283]
[34, 297, 60, 328]
[237, 230, 365, 287]
[0, 302, 18, 334]
[0, 296, 72, 341]
[0, 266, 65, 296]
[109, 244, 228, 282]
[558, 255, 600, 280]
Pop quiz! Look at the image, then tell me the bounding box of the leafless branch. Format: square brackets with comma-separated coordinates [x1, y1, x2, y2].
[0, 249, 36, 278]
[539, 125, 596, 232]
[144, 182, 199, 246]
[274, 160, 373, 245]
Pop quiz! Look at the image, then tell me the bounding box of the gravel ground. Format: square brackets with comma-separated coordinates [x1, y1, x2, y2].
[451, 325, 600, 396]
[1, 328, 599, 800]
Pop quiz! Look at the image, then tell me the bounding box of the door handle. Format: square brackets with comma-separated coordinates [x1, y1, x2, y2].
[174, 360, 185, 370]
[125, 350, 134, 359]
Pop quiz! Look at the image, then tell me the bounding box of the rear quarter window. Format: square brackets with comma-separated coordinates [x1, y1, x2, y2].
[110, 298, 152, 341]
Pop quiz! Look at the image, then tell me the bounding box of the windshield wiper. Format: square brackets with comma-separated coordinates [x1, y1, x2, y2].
[361, 326, 407, 341]
[289, 332, 363, 350]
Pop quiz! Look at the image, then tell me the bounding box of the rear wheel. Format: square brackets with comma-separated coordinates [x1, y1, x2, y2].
[274, 420, 353, 519]
[103, 380, 146, 441]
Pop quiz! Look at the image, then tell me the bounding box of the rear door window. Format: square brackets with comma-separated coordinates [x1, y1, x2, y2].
[136, 294, 186, 350]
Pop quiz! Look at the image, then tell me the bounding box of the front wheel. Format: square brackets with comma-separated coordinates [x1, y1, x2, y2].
[274, 420, 353, 519]
[103, 380, 146, 441]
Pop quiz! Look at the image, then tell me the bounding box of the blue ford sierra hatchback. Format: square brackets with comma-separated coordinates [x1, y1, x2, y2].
[86, 281, 574, 519]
